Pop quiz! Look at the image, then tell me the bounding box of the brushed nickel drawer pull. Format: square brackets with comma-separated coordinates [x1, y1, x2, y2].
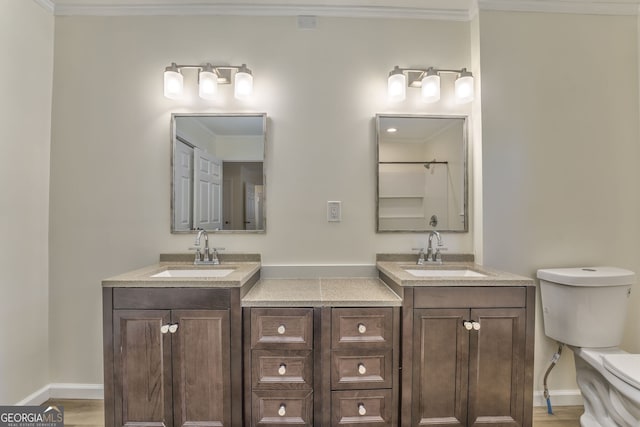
[357, 323, 367, 334]
[358, 403, 366, 416]
[168, 323, 179, 334]
[278, 404, 286, 416]
[160, 324, 170, 334]
[357, 363, 366, 375]
[277, 324, 286, 335]
[278, 363, 287, 375]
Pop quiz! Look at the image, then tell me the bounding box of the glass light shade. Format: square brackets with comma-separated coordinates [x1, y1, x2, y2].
[234, 66, 253, 99]
[163, 64, 183, 99]
[388, 68, 406, 102]
[421, 71, 440, 103]
[455, 70, 474, 103]
[199, 69, 218, 99]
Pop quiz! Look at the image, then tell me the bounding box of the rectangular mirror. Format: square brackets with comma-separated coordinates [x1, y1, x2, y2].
[171, 113, 266, 233]
[376, 114, 468, 232]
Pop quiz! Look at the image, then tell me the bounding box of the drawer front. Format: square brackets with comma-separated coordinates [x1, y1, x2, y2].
[413, 287, 527, 309]
[331, 350, 392, 390]
[332, 308, 393, 349]
[252, 390, 313, 426]
[112, 287, 230, 309]
[251, 308, 313, 349]
[252, 350, 313, 390]
[331, 389, 392, 427]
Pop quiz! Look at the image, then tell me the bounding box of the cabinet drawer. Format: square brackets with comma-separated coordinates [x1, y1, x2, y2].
[332, 308, 392, 349]
[331, 350, 392, 390]
[251, 308, 313, 349]
[112, 287, 230, 309]
[252, 350, 313, 390]
[252, 390, 313, 426]
[331, 389, 392, 427]
[413, 287, 526, 309]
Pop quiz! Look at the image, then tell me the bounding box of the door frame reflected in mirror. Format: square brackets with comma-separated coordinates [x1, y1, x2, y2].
[170, 113, 267, 234]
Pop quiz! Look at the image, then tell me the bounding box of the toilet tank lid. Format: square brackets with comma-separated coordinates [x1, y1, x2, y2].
[537, 267, 635, 286]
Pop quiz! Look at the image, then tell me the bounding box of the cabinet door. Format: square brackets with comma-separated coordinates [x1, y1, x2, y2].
[113, 310, 173, 427]
[171, 310, 231, 427]
[412, 309, 468, 427]
[468, 308, 526, 427]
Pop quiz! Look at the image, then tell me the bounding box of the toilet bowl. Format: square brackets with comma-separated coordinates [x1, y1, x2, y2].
[572, 347, 640, 427]
[537, 267, 639, 427]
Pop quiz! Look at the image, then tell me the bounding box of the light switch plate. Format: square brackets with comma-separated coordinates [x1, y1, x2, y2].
[327, 201, 341, 222]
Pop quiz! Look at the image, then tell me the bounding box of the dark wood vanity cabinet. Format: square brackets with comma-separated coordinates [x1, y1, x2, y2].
[246, 308, 315, 427]
[103, 287, 243, 427]
[244, 307, 400, 427]
[402, 287, 535, 427]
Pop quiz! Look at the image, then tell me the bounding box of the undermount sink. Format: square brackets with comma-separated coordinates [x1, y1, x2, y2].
[151, 268, 235, 278]
[404, 268, 487, 278]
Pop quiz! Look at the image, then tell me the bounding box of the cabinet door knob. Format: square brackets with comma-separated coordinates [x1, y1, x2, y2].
[463, 321, 473, 331]
[278, 404, 286, 416]
[357, 363, 366, 375]
[160, 324, 170, 334]
[358, 403, 366, 416]
[278, 364, 287, 375]
[472, 321, 481, 331]
[277, 324, 286, 335]
[168, 323, 179, 333]
[357, 323, 367, 334]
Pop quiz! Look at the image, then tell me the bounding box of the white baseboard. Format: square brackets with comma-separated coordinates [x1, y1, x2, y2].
[534, 389, 583, 407]
[16, 384, 51, 406]
[16, 384, 104, 405]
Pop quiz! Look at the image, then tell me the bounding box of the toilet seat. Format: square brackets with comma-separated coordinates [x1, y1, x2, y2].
[604, 354, 640, 390]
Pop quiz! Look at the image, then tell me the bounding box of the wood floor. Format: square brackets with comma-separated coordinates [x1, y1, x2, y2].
[45, 399, 583, 426]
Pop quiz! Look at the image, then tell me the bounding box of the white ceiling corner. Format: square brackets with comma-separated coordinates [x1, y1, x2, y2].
[33, 0, 55, 14]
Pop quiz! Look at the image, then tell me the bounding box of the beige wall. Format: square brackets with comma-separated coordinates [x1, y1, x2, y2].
[0, 0, 54, 404]
[49, 15, 473, 384]
[42, 7, 640, 403]
[479, 10, 640, 397]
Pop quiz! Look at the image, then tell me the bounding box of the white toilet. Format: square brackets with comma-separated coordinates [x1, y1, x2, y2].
[537, 267, 640, 427]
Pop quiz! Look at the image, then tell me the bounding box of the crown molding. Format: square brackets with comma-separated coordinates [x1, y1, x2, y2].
[46, 0, 640, 18]
[478, 0, 640, 15]
[33, 0, 55, 14]
[52, 3, 471, 20]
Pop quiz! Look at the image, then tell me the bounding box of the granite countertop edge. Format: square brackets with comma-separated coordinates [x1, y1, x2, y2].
[241, 278, 403, 307]
[101, 261, 261, 288]
[376, 260, 536, 287]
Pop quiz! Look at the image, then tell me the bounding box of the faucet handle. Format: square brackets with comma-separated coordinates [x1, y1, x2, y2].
[212, 247, 226, 251]
[188, 247, 202, 262]
[412, 247, 425, 252]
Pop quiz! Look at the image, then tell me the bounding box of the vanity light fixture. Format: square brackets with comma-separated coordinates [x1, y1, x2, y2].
[387, 66, 474, 103]
[163, 62, 253, 100]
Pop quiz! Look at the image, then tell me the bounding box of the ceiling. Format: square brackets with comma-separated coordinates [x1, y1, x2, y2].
[39, 0, 640, 17]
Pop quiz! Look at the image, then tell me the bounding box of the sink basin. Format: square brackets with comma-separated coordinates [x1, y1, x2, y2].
[151, 268, 235, 278]
[404, 268, 487, 278]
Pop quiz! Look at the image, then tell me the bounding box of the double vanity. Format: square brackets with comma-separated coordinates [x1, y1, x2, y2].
[102, 254, 535, 427]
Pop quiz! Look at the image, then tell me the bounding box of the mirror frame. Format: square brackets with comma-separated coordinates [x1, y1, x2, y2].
[170, 112, 267, 234]
[375, 113, 469, 233]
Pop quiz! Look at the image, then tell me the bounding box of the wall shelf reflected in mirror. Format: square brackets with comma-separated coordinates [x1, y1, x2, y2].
[171, 113, 267, 233]
[376, 114, 468, 233]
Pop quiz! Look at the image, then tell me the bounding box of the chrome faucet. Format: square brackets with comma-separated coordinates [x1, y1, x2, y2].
[426, 230, 444, 263]
[192, 229, 224, 265]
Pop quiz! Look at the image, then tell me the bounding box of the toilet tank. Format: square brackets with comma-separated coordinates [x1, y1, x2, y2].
[537, 267, 635, 348]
